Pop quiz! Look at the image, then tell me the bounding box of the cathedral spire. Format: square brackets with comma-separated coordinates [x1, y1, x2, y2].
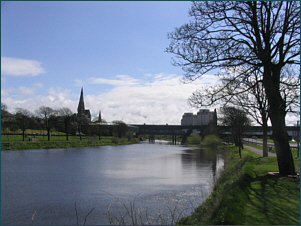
[99, 111, 102, 122]
[77, 87, 85, 116]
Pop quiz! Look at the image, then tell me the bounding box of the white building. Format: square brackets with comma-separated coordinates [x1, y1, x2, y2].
[181, 109, 217, 126]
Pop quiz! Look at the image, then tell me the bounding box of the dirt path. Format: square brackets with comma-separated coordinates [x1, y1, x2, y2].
[244, 145, 277, 157]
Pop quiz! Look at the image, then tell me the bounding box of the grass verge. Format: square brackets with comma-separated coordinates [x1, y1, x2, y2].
[178, 146, 300, 225]
[1, 136, 140, 150]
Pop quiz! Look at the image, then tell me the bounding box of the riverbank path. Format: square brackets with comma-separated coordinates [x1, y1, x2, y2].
[244, 145, 277, 157]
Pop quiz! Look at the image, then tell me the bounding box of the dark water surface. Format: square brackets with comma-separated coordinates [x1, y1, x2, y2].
[1, 141, 224, 225]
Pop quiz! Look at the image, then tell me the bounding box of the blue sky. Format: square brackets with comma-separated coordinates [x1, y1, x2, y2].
[1, 1, 298, 125]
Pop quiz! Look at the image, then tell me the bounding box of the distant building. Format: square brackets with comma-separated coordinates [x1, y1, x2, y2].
[181, 109, 217, 126]
[77, 87, 91, 122]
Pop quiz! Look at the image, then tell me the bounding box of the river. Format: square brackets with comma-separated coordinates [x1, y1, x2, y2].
[1, 141, 224, 225]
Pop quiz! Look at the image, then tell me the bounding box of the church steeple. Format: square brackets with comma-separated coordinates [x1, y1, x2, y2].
[77, 87, 85, 117]
[98, 111, 102, 122]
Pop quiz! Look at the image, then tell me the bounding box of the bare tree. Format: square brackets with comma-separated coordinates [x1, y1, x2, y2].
[1, 103, 15, 137]
[221, 106, 251, 158]
[167, 1, 300, 175]
[58, 108, 74, 141]
[279, 65, 300, 116]
[15, 108, 33, 141]
[188, 67, 270, 156]
[91, 117, 107, 140]
[189, 65, 299, 157]
[112, 120, 128, 138]
[35, 106, 57, 141]
[1, 103, 8, 113]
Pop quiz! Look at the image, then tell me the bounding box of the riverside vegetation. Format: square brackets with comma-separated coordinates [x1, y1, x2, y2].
[1, 133, 140, 150]
[187, 133, 222, 149]
[178, 145, 300, 225]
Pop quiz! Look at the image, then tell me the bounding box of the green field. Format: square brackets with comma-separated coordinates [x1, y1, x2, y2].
[1, 134, 140, 150]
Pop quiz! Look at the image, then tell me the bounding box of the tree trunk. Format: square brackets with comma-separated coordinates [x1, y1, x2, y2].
[269, 111, 295, 175]
[99, 125, 101, 140]
[263, 67, 296, 175]
[262, 118, 268, 157]
[66, 128, 69, 141]
[65, 122, 69, 141]
[22, 129, 25, 142]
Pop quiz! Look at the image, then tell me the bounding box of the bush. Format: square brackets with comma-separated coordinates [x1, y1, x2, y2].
[201, 135, 222, 149]
[187, 133, 202, 145]
[111, 137, 120, 144]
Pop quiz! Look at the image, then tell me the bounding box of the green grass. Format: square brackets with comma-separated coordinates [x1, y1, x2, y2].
[245, 142, 265, 150]
[244, 174, 300, 225]
[246, 144, 300, 168]
[178, 145, 300, 225]
[1, 135, 140, 150]
[1, 134, 107, 142]
[256, 138, 297, 144]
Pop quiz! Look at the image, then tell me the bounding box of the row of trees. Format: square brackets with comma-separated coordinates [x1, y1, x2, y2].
[167, 1, 300, 175]
[1, 103, 129, 141]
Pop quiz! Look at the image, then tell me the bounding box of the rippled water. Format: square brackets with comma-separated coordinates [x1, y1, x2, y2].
[1, 141, 224, 225]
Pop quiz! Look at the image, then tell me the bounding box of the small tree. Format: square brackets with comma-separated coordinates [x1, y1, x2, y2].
[1, 103, 8, 113]
[91, 117, 108, 140]
[58, 108, 74, 141]
[35, 106, 57, 141]
[187, 133, 202, 145]
[1, 103, 12, 134]
[221, 107, 251, 158]
[15, 108, 33, 141]
[112, 120, 128, 138]
[201, 135, 222, 149]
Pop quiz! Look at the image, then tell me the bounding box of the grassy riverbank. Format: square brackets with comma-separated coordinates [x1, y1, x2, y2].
[1, 135, 140, 150]
[178, 146, 300, 225]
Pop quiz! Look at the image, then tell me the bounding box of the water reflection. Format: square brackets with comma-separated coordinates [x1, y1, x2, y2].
[181, 148, 224, 181]
[1, 143, 224, 225]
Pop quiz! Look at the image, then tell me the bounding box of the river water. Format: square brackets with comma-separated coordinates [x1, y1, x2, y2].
[1, 141, 224, 225]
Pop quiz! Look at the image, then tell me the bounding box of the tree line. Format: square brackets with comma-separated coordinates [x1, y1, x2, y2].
[1, 103, 129, 142]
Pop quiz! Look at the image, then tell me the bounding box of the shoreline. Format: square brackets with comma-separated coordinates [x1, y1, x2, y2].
[1, 137, 140, 151]
[178, 145, 300, 225]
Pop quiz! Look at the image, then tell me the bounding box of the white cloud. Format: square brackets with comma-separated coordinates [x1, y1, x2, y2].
[2, 87, 77, 114]
[1, 57, 46, 76]
[285, 114, 300, 126]
[82, 73, 219, 124]
[88, 74, 141, 86]
[8, 83, 44, 96]
[1, 88, 16, 97]
[16, 84, 43, 96]
[34, 83, 44, 89]
[2, 73, 215, 124]
[2, 73, 297, 127]
[18, 87, 35, 96]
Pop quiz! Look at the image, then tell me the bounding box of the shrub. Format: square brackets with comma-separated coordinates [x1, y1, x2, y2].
[201, 135, 222, 149]
[111, 137, 120, 144]
[187, 133, 202, 145]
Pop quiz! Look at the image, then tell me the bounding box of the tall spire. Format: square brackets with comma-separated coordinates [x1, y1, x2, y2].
[77, 87, 85, 116]
[99, 111, 102, 122]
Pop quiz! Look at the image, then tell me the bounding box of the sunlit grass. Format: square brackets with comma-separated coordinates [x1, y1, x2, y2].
[1, 135, 139, 150]
[178, 145, 300, 225]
